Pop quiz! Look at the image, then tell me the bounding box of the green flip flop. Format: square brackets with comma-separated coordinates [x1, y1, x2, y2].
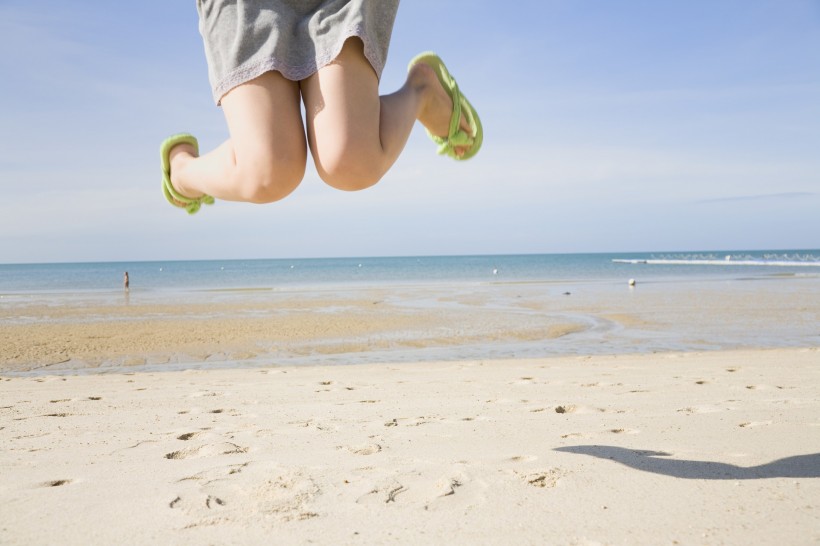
[160, 133, 214, 214]
[408, 52, 483, 161]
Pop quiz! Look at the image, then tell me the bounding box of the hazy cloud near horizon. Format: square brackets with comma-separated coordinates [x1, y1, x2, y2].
[695, 192, 817, 204]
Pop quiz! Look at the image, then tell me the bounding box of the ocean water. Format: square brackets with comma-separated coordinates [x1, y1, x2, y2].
[2, 250, 819, 374]
[1, 250, 819, 297]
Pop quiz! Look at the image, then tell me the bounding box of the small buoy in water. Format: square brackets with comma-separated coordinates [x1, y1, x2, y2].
[492, 268, 498, 275]
[628, 279, 636, 286]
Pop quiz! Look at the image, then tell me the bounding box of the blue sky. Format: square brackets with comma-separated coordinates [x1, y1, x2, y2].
[1, 0, 818, 263]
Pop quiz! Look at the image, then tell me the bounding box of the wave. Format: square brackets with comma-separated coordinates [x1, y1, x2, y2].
[613, 253, 820, 267]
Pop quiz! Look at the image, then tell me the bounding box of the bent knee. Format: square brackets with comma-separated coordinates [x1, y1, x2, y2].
[235, 160, 305, 203]
[316, 152, 386, 191]
[320, 168, 383, 192]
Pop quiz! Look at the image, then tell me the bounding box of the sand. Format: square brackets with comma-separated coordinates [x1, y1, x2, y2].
[2, 278, 818, 372]
[2, 278, 819, 543]
[2, 348, 819, 545]
[0, 289, 589, 372]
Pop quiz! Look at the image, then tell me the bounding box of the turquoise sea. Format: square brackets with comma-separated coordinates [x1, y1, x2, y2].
[3, 250, 819, 374]
[2, 250, 819, 297]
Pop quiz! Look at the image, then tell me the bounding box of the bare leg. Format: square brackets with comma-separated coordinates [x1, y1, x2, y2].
[300, 38, 472, 191]
[169, 71, 308, 204]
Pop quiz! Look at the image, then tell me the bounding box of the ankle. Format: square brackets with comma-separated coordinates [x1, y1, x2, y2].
[407, 63, 436, 104]
[169, 144, 202, 198]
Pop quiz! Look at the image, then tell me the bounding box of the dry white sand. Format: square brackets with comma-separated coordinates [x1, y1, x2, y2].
[2, 348, 819, 545]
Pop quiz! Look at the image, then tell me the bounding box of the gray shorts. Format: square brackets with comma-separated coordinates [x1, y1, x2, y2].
[197, 0, 400, 104]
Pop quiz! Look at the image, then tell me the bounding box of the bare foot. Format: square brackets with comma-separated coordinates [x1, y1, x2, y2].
[168, 143, 204, 199]
[409, 62, 474, 157]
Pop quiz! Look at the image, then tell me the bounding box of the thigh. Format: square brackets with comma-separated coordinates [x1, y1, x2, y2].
[300, 38, 382, 163]
[220, 71, 307, 167]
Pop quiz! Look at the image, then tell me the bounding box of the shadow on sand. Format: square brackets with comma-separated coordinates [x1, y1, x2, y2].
[554, 445, 820, 480]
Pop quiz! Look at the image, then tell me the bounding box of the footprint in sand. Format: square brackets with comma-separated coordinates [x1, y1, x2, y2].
[560, 432, 588, 439]
[443, 479, 462, 494]
[609, 428, 640, 435]
[340, 444, 382, 456]
[291, 419, 337, 432]
[172, 465, 320, 526]
[519, 469, 566, 489]
[42, 479, 72, 487]
[356, 482, 406, 505]
[677, 405, 725, 414]
[508, 455, 538, 463]
[205, 495, 226, 509]
[178, 462, 249, 483]
[738, 420, 772, 428]
[165, 447, 202, 460]
[189, 391, 223, 398]
[167, 494, 227, 511]
[165, 442, 248, 460]
[421, 474, 481, 511]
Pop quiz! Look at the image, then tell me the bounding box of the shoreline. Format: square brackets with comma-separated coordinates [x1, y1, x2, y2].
[3, 250, 818, 303]
[2, 348, 818, 544]
[3, 276, 819, 375]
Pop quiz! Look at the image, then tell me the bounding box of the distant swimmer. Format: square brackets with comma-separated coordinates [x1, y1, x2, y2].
[124, 271, 130, 291]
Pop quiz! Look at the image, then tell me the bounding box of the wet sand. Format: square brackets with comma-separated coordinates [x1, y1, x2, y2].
[2, 277, 818, 373]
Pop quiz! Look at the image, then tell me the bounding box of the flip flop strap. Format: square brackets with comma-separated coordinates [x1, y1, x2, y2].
[181, 194, 215, 215]
[435, 71, 474, 158]
[181, 195, 214, 214]
[164, 174, 215, 214]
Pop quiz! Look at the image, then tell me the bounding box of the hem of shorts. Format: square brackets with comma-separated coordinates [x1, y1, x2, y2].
[212, 25, 387, 105]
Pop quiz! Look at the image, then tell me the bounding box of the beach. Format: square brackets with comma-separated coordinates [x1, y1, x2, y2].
[2, 349, 819, 544]
[1, 259, 819, 544]
[2, 272, 819, 373]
